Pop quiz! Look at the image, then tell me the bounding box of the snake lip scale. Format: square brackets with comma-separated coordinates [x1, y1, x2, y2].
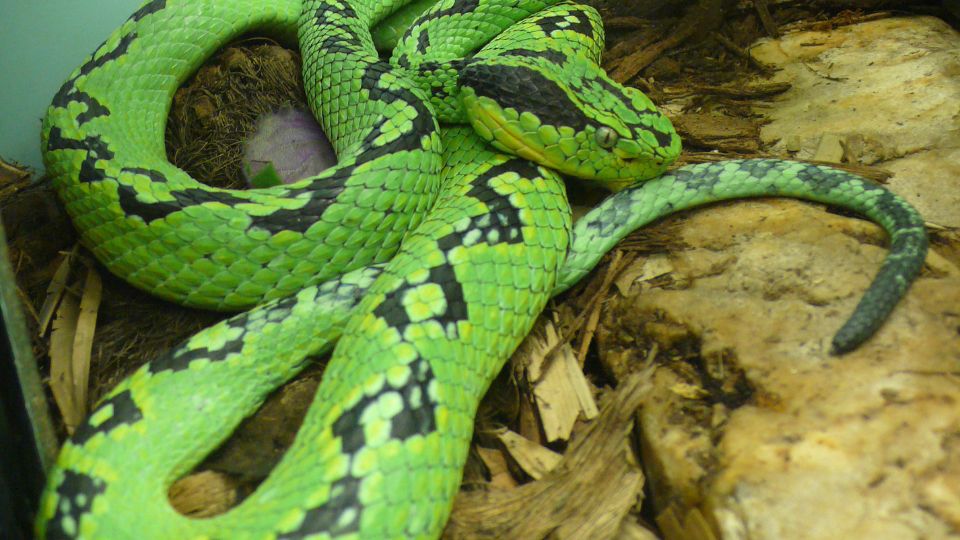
[36, 0, 928, 538]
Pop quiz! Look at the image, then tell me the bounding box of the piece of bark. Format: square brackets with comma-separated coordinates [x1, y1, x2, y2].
[443, 371, 651, 540]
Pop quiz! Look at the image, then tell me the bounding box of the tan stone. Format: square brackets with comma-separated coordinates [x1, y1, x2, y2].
[751, 16, 960, 228]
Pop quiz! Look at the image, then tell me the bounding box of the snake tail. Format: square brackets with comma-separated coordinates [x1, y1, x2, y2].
[557, 159, 928, 354]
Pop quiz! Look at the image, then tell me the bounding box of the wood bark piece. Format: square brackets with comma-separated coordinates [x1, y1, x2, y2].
[610, 0, 725, 83]
[443, 372, 651, 540]
[475, 446, 518, 489]
[496, 429, 563, 480]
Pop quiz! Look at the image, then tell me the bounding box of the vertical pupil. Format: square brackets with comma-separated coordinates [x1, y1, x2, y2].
[597, 128, 615, 148]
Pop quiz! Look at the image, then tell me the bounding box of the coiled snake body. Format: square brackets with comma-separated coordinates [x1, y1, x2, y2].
[36, 0, 928, 538]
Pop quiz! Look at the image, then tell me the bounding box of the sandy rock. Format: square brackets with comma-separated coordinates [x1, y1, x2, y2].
[596, 16, 960, 540]
[751, 16, 960, 227]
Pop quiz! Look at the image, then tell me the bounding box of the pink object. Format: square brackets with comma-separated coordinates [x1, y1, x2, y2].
[242, 107, 337, 187]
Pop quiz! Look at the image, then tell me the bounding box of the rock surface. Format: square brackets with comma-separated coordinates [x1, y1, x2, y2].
[752, 16, 960, 228]
[596, 16, 960, 539]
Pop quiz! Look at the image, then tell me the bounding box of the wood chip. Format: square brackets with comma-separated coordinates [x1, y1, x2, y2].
[444, 371, 652, 540]
[522, 318, 562, 383]
[476, 446, 517, 490]
[168, 470, 240, 518]
[497, 429, 562, 480]
[617, 519, 661, 540]
[516, 392, 544, 446]
[614, 256, 676, 296]
[533, 342, 598, 442]
[656, 504, 720, 540]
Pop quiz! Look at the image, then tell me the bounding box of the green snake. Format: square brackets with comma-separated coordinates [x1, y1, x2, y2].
[36, 0, 928, 538]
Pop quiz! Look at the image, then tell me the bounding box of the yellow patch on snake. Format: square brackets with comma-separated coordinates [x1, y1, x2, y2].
[402, 283, 448, 322]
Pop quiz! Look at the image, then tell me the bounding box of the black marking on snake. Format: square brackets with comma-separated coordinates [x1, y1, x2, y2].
[436, 159, 533, 252]
[146, 308, 264, 374]
[501, 47, 568, 67]
[313, 0, 359, 27]
[78, 155, 109, 184]
[115, 184, 179, 223]
[429, 264, 469, 322]
[112, 166, 347, 233]
[245, 171, 351, 235]
[417, 59, 466, 103]
[47, 127, 114, 184]
[389, 358, 438, 440]
[275, 298, 445, 539]
[129, 0, 166, 22]
[461, 62, 588, 131]
[47, 470, 106, 540]
[417, 27, 431, 54]
[355, 63, 437, 162]
[372, 262, 467, 331]
[278, 475, 361, 539]
[169, 186, 257, 209]
[416, 0, 481, 26]
[149, 344, 229, 375]
[47, 127, 112, 159]
[313, 2, 364, 51]
[51, 82, 81, 110]
[535, 12, 596, 40]
[114, 167, 253, 223]
[50, 88, 110, 124]
[48, 27, 135, 122]
[74, 93, 111, 124]
[333, 358, 438, 454]
[122, 166, 169, 184]
[334, 358, 439, 458]
[331, 399, 371, 455]
[79, 32, 137, 79]
[71, 390, 143, 446]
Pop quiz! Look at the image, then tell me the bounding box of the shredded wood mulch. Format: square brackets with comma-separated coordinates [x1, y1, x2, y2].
[3, 1, 954, 538]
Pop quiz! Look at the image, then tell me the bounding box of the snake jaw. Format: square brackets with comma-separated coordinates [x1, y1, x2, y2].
[463, 92, 551, 165]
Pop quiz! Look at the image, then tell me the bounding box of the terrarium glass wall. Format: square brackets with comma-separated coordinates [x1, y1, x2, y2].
[0, 0, 140, 172]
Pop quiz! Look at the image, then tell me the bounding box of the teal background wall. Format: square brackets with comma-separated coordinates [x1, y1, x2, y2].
[0, 1, 140, 172]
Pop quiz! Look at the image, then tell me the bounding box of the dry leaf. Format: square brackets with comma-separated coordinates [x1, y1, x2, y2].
[49, 290, 81, 432]
[71, 266, 102, 414]
[48, 265, 102, 433]
[38, 246, 77, 335]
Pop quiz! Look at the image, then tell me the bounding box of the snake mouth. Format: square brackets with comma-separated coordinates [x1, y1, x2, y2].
[469, 104, 554, 168]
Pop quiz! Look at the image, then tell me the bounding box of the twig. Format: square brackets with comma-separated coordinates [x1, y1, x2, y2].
[754, 0, 781, 37]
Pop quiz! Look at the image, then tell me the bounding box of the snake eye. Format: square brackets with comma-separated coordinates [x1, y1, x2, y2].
[595, 126, 618, 149]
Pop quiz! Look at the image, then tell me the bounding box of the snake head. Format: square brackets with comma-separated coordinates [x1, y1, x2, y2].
[460, 55, 681, 191]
